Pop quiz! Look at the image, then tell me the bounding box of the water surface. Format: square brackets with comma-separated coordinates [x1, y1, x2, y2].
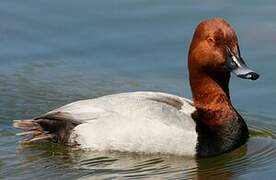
[1, 0, 276, 179]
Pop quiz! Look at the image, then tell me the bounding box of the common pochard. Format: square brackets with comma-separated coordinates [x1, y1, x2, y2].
[14, 18, 259, 157]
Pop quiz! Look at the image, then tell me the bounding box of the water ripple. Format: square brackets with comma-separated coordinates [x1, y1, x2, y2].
[1, 113, 275, 179]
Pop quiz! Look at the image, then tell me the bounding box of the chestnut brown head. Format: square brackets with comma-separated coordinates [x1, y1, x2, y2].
[188, 18, 259, 80]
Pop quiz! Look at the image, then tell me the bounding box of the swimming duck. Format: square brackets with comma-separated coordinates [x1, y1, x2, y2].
[13, 18, 259, 157]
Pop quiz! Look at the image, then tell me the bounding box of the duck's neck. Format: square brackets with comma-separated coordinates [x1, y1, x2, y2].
[189, 71, 249, 157]
[191, 71, 233, 126]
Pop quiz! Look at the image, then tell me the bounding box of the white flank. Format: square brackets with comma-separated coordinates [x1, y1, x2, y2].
[49, 91, 197, 156]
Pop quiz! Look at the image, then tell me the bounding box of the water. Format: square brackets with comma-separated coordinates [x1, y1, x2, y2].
[0, 0, 276, 179]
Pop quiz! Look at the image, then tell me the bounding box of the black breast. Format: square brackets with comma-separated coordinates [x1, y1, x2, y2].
[195, 112, 249, 158]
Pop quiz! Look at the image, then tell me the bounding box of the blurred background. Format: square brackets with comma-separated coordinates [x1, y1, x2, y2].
[0, 0, 275, 179]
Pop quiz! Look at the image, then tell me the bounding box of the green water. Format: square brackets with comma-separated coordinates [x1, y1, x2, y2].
[1, 0, 276, 179]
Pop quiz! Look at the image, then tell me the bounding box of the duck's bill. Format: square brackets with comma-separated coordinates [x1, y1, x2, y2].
[232, 65, 259, 80]
[226, 48, 259, 80]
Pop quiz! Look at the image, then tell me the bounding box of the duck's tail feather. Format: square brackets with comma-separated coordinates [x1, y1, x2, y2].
[13, 113, 81, 145]
[13, 119, 52, 144]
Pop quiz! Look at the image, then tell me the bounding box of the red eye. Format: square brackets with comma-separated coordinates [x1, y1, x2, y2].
[207, 37, 215, 44]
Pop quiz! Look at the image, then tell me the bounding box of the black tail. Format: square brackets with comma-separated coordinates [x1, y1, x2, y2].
[13, 112, 81, 144]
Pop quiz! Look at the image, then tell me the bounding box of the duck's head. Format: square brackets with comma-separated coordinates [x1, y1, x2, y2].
[188, 17, 259, 81]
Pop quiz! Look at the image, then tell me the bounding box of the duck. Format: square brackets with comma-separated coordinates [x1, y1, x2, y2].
[13, 17, 259, 158]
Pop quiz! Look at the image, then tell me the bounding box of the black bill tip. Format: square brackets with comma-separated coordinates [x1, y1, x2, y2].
[237, 71, 260, 80]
